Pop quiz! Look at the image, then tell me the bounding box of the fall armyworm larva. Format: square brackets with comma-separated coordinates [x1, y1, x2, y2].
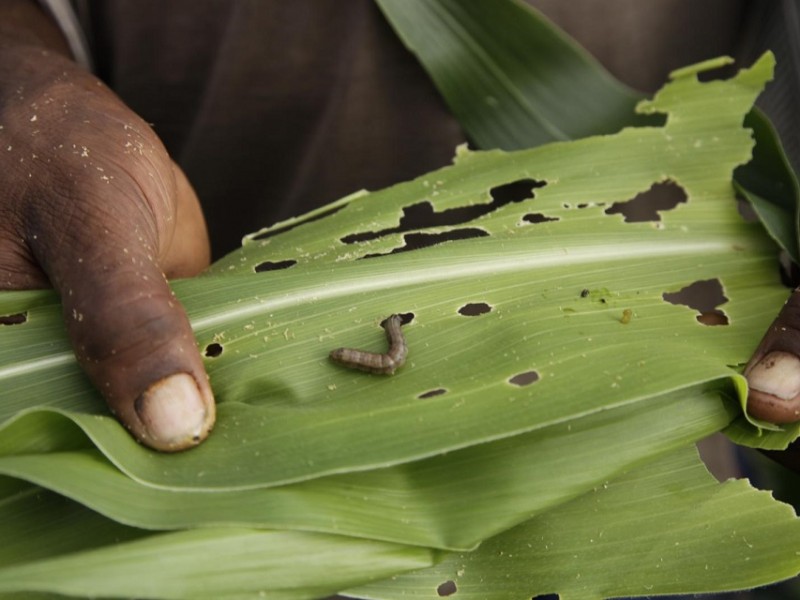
[329, 314, 408, 375]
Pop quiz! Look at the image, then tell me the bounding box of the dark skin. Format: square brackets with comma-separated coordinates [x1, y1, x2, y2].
[0, 0, 798, 455]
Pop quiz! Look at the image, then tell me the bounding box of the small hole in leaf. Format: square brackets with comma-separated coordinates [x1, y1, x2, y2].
[580, 289, 590, 298]
[204, 342, 224, 358]
[697, 311, 729, 326]
[437, 580, 457, 597]
[509, 370, 540, 386]
[363, 228, 488, 258]
[662, 278, 729, 326]
[383, 312, 415, 327]
[532, 595, 559, 600]
[254, 259, 297, 272]
[458, 302, 492, 316]
[0, 312, 27, 325]
[418, 388, 447, 399]
[522, 212, 559, 225]
[604, 180, 687, 222]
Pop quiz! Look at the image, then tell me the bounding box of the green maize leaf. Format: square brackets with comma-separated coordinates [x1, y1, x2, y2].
[0, 53, 791, 498]
[0, 385, 733, 551]
[376, 0, 800, 272]
[734, 108, 800, 264]
[0, 488, 435, 600]
[373, 0, 649, 149]
[349, 446, 800, 600]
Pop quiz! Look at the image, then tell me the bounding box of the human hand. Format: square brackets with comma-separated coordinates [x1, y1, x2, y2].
[0, 35, 215, 451]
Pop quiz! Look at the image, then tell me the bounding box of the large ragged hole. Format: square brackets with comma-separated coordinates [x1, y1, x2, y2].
[662, 278, 729, 326]
[604, 180, 687, 222]
[363, 228, 488, 257]
[342, 178, 546, 244]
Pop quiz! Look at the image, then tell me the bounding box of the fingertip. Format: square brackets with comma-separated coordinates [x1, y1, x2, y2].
[130, 372, 216, 452]
[745, 351, 800, 424]
[57, 273, 217, 452]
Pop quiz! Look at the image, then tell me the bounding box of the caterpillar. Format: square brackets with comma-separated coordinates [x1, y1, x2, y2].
[329, 314, 408, 375]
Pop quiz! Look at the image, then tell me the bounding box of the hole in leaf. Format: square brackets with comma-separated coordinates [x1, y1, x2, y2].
[604, 180, 687, 222]
[522, 213, 561, 225]
[662, 279, 729, 326]
[697, 311, 729, 326]
[251, 205, 345, 241]
[522, 212, 559, 225]
[254, 259, 297, 272]
[458, 302, 492, 316]
[532, 595, 560, 600]
[509, 370, 540, 386]
[204, 342, 224, 358]
[571, 202, 606, 210]
[383, 312, 415, 327]
[489, 178, 546, 203]
[437, 580, 457, 597]
[697, 62, 738, 82]
[418, 388, 447, 399]
[0, 312, 27, 325]
[342, 178, 546, 244]
[363, 228, 488, 258]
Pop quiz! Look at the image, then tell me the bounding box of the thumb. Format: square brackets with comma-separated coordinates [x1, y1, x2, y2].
[26, 185, 215, 454]
[745, 287, 800, 424]
[0, 44, 214, 451]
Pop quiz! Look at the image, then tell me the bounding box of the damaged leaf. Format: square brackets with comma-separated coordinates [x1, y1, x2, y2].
[0, 24, 796, 600]
[350, 446, 800, 600]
